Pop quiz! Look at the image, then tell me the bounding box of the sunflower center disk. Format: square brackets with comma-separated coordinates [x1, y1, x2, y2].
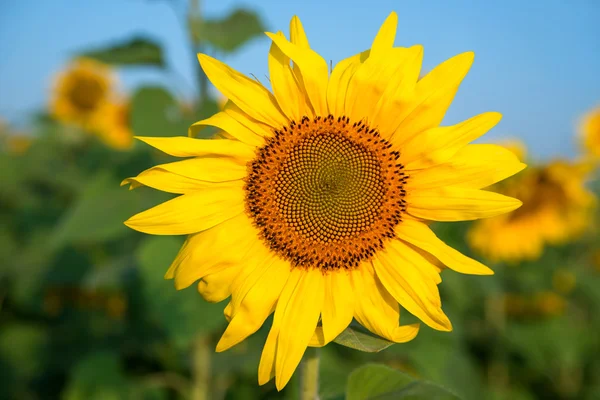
[69, 78, 105, 111]
[245, 115, 408, 271]
[508, 170, 568, 221]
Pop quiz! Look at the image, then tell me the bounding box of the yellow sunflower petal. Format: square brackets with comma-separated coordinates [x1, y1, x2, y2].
[345, 47, 417, 125]
[290, 16, 310, 48]
[374, 246, 451, 331]
[197, 265, 241, 303]
[268, 31, 309, 121]
[134, 136, 256, 160]
[402, 112, 503, 169]
[258, 268, 304, 386]
[150, 157, 247, 182]
[216, 258, 291, 352]
[124, 184, 245, 235]
[391, 52, 475, 144]
[121, 168, 241, 194]
[228, 243, 280, 316]
[163, 234, 195, 280]
[190, 109, 265, 147]
[258, 316, 280, 385]
[341, 13, 414, 125]
[371, 11, 398, 54]
[352, 262, 421, 342]
[407, 144, 527, 190]
[275, 268, 324, 390]
[370, 12, 398, 54]
[371, 45, 423, 135]
[265, 33, 329, 117]
[326, 50, 370, 117]
[396, 219, 493, 275]
[197, 54, 287, 128]
[169, 213, 258, 289]
[386, 239, 443, 290]
[406, 186, 523, 221]
[321, 271, 354, 344]
[224, 101, 276, 138]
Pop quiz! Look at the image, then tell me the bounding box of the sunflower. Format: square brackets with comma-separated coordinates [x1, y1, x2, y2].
[533, 291, 566, 317]
[123, 13, 524, 389]
[468, 158, 595, 263]
[580, 105, 600, 159]
[92, 100, 134, 150]
[50, 58, 114, 128]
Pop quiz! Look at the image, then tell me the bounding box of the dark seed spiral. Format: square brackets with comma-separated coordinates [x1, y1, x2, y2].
[245, 115, 408, 271]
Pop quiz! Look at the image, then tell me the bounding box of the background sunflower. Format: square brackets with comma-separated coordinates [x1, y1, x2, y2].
[1, 1, 600, 400]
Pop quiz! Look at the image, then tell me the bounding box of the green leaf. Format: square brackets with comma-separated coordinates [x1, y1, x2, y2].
[62, 352, 129, 400]
[49, 173, 143, 248]
[347, 364, 461, 400]
[0, 323, 47, 381]
[79, 36, 164, 67]
[333, 323, 396, 352]
[136, 236, 226, 348]
[130, 86, 217, 139]
[319, 345, 361, 400]
[194, 9, 266, 53]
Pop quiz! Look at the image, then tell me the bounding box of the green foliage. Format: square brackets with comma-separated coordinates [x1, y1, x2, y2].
[80, 37, 164, 67]
[0, 323, 47, 383]
[63, 352, 129, 400]
[130, 86, 217, 139]
[136, 236, 226, 348]
[192, 9, 266, 53]
[49, 173, 142, 249]
[333, 322, 396, 352]
[346, 364, 461, 400]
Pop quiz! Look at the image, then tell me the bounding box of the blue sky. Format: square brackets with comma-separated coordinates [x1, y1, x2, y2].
[1, 0, 599, 159]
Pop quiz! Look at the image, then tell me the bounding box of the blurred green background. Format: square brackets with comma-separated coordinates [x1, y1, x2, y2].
[1, 1, 600, 399]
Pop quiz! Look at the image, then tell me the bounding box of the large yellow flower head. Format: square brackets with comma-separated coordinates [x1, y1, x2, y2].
[468, 157, 595, 263]
[50, 58, 114, 128]
[123, 13, 524, 389]
[580, 105, 600, 160]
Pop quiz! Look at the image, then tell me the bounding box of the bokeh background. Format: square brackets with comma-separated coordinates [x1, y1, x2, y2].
[1, 1, 599, 399]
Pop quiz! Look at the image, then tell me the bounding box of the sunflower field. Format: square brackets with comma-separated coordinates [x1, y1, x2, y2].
[1, 2, 600, 400]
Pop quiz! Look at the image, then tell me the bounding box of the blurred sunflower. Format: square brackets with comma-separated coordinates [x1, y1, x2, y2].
[533, 291, 566, 317]
[5, 135, 33, 155]
[579, 105, 600, 159]
[469, 157, 596, 263]
[123, 13, 524, 389]
[50, 58, 114, 128]
[92, 100, 134, 150]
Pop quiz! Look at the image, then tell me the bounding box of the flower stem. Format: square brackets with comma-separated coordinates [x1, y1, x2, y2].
[191, 334, 211, 400]
[299, 347, 320, 400]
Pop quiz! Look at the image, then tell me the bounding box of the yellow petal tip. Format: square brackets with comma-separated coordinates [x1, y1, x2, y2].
[511, 198, 524, 210]
[463, 51, 475, 62]
[215, 341, 227, 353]
[265, 32, 278, 41]
[387, 11, 399, 23]
[196, 53, 213, 67]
